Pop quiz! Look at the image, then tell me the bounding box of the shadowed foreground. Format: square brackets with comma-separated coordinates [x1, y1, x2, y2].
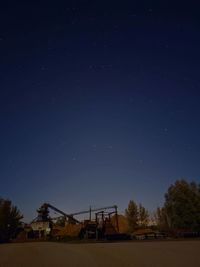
[0, 241, 200, 267]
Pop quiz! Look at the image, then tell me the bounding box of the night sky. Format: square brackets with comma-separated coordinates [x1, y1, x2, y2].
[1, 1, 200, 221]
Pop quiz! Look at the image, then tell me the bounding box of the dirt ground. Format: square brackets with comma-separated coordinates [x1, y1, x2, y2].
[0, 240, 200, 267]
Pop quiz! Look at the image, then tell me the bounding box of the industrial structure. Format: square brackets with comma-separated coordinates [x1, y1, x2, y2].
[29, 203, 129, 240]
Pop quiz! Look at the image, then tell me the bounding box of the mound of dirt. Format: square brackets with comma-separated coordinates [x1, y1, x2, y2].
[111, 214, 129, 233]
[52, 224, 82, 237]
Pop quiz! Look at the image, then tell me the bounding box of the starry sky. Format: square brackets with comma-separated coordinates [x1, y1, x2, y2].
[1, 1, 200, 221]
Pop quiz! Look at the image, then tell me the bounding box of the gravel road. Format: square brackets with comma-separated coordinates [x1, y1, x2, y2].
[0, 240, 200, 267]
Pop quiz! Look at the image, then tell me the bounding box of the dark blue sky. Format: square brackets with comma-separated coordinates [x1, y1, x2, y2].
[1, 1, 200, 221]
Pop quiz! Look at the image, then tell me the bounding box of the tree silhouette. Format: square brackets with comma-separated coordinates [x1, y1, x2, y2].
[164, 179, 200, 230]
[0, 198, 23, 242]
[138, 203, 149, 228]
[125, 200, 138, 232]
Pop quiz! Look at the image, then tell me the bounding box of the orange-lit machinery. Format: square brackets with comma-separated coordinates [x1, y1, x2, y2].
[33, 203, 130, 240]
[70, 205, 119, 239]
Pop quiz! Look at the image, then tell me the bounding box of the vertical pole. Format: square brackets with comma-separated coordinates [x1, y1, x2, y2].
[115, 206, 119, 232]
[102, 211, 104, 222]
[89, 206, 92, 221]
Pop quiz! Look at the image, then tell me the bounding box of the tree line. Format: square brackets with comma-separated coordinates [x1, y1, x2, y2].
[125, 179, 200, 233]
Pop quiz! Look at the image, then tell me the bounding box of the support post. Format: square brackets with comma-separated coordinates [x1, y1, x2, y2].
[115, 206, 119, 232]
[89, 206, 92, 221]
